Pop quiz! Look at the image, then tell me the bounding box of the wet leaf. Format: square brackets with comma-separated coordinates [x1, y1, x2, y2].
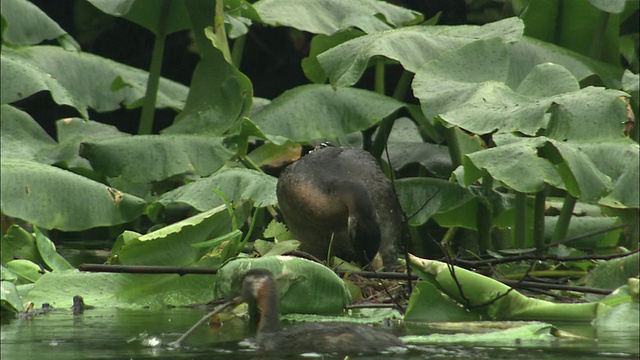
[253, 0, 422, 35]
[1, 45, 187, 116]
[215, 256, 351, 314]
[151, 168, 277, 213]
[252, 84, 404, 144]
[0, 159, 147, 231]
[80, 135, 234, 183]
[1, 280, 25, 312]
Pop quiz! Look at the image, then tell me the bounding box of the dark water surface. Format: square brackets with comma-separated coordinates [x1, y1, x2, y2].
[4, 242, 637, 359]
[1, 307, 638, 360]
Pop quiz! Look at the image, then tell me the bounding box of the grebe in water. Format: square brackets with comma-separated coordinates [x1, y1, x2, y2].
[241, 268, 405, 355]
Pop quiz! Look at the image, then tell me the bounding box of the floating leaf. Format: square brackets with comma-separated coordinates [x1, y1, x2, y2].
[215, 255, 351, 315]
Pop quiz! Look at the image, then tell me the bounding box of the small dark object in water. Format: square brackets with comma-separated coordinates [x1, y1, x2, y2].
[276, 144, 402, 267]
[71, 295, 85, 315]
[242, 268, 405, 355]
[17, 302, 53, 319]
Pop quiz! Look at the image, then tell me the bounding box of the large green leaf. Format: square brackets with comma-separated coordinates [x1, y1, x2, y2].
[215, 255, 351, 315]
[5, 259, 43, 284]
[2, 228, 75, 285]
[413, 39, 627, 136]
[404, 281, 483, 322]
[251, 84, 404, 144]
[395, 178, 475, 226]
[545, 216, 623, 249]
[507, 36, 624, 89]
[1, 281, 24, 312]
[1, 50, 88, 119]
[0, 105, 57, 162]
[385, 116, 456, 178]
[456, 136, 637, 207]
[593, 280, 640, 333]
[543, 140, 611, 202]
[151, 168, 278, 213]
[22, 207, 234, 309]
[408, 254, 601, 321]
[24, 271, 216, 309]
[86, 0, 257, 38]
[578, 140, 639, 208]
[454, 138, 564, 193]
[403, 322, 564, 344]
[544, 90, 627, 141]
[317, 17, 523, 88]
[1, 0, 77, 48]
[51, 118, 130, 169]
[0, 159, 147, 231]
[1, 225, 42, 266]
[586, 253, 639, 302]
[1, 45, 188, 115]
[86, 0, 191, 35]
[80, 135, 235, 183]
[34, 228, 74, 271]
[302, 30, 364, 84]
[113, 205, 233, 266]
[162, 49, 253, 136]
[253, 0, 422, 35]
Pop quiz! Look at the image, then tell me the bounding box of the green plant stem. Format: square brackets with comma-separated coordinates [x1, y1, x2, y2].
[500, 270, 587, 280]
[441, 226, 459, 258]
[441, 226, 459, 247]
[533, 188, 547, 253]
[231, 34, 247, 68]
[237, 205, 261, 254]
[374, 59, 385, 95]
[137, 0, 171, 135]
[370, 116, 395, 160]
[551, 194, 577, 243]
[392, 70, 412, 101]
[589, 11, 609, 61]
[477, 175, 493, 253]
[514, 192, 527, 248]
[214, 0, 232, 63]
[241, 155, 263, 173]
[444, 127, 462, 167]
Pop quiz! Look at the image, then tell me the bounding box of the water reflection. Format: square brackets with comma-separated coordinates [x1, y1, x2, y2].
[1, 308, 638, 360]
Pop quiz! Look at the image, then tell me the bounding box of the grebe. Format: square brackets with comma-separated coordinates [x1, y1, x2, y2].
[241, 268, 405, 355]
[276, 144, 402, 267]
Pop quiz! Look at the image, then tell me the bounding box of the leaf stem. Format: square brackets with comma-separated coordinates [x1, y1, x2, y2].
[551, 194, 577, 243]
[214, 0, 232, 63]
[514, 192, 527, 248]
[137, 0, 171, 134]
[231, 34, 247, 68]
[444, 127, 462, 167]
[374, 59, 385, 95]
[589, 11, 609, 61]
[533, 188, 547, 253]
[476, 176, 493, 253]
[370, 116, 395, 160]
[392, 70, 412, 101]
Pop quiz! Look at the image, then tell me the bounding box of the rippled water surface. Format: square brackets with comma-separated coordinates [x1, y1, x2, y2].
[2, 307, 638, 360]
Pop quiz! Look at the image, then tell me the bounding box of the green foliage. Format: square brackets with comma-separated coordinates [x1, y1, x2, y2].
[252, 84, 405, 144]
[0, 0, 638, 319]
[215, 255, 352, 314]
[1, 159, 147, 231]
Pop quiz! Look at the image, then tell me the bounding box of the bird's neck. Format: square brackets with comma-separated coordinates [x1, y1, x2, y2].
[336, 181, 381, 264]
[255, 278, 282, 334]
